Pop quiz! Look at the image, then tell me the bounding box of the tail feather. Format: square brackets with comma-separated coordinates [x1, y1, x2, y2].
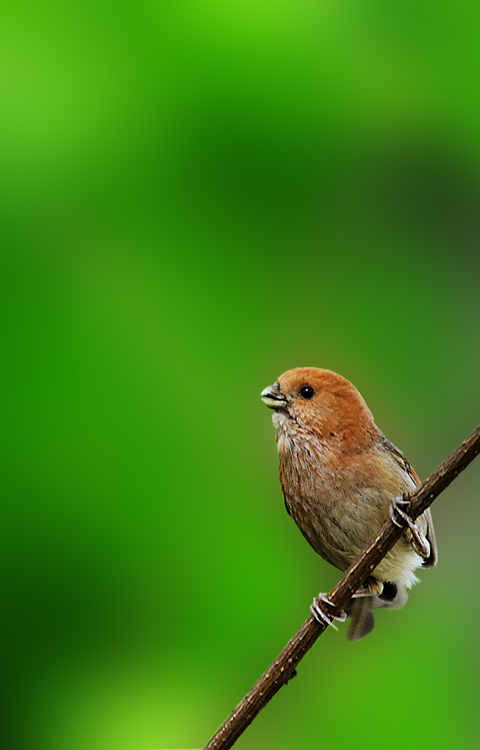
[345, 583, 408, 641]
[346, 597, 375, 641]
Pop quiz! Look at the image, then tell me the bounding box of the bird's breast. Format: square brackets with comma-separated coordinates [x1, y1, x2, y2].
[272, 413, 422, 581]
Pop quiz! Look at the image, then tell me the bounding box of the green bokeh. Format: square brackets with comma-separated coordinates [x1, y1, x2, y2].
[2, 2, 480, 749]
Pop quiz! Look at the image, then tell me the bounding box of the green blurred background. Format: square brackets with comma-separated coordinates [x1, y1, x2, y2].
[2, 1, 480, 749]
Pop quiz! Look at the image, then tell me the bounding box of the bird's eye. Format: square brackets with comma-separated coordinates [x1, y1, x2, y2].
[299, 386, 315, 400]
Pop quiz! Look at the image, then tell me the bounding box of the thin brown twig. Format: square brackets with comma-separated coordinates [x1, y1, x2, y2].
[204, 424, 480, 750]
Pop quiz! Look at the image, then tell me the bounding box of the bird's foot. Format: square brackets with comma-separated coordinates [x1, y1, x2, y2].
[351, 577, 384, 598]
[390, 494, 430, 557]
[310, 593, 347, 630]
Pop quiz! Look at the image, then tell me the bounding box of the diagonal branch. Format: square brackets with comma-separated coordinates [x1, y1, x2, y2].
[204, 425, 480, 750]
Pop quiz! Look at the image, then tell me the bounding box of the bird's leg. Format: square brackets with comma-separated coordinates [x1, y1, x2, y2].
[310, 593, 347, 630]
[351, 576, 383, 598]
[390, 493, 430, 558]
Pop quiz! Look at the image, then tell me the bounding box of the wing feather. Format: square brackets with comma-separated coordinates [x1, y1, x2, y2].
[381, 435, 438, 568]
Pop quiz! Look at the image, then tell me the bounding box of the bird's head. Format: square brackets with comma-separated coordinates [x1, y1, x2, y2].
[261, 367, 376, 449]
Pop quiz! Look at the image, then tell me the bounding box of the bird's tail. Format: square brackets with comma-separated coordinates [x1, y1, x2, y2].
[345, 582, 408, 641]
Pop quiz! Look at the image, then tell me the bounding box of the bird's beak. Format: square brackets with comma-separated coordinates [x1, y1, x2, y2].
[261, 383, 287, 410]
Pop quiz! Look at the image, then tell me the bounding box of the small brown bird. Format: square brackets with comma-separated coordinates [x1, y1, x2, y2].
[261, 367, 437, 640]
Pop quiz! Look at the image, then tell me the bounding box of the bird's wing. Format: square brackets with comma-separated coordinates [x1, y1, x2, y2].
[381, 436, 438, 568]
[417, 506, 437, 568]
